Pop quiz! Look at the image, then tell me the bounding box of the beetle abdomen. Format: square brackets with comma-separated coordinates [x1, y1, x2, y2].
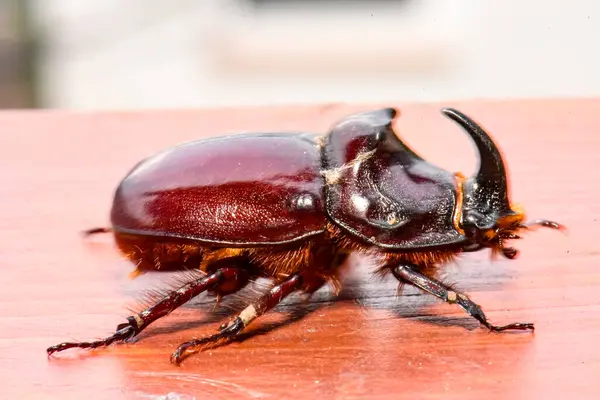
[110, 133, 326, 246]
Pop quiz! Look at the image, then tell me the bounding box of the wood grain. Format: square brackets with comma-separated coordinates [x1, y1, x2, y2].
[1, 99, 598, 399]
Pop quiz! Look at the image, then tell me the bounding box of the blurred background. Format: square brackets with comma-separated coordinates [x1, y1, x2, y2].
[1, 0, 599, 110]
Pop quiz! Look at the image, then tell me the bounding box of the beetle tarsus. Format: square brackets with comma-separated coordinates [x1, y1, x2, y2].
[47, 324, 136, 356]
[488, 322, 534, 332]
[392, 265, 534, 332]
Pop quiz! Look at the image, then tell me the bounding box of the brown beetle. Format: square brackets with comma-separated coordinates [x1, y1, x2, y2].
[47, 108, 563, 364]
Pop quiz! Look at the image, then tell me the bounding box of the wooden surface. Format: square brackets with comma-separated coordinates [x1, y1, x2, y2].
[1, 99, 598, 399]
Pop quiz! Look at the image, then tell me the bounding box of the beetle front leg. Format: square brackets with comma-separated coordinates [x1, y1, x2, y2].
[47, 267, 249, 356]
[391, 265, 534, 332]
[170, 272, 324, 365]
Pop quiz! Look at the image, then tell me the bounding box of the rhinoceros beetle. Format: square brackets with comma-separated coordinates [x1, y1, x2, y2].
[47, 107, 563, 364]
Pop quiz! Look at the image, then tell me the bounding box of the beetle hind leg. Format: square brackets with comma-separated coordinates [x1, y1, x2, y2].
[391, 265, 534, 332]
[170, 271, 326, 365]
[47, 266, 251, 357]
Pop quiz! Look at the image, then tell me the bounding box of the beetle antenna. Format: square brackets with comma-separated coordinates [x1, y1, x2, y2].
[520, 219, 566, 232]
[82, 227, 112, 236]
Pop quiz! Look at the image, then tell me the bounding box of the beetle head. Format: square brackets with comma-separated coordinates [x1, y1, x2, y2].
[442, 108, 564, 259]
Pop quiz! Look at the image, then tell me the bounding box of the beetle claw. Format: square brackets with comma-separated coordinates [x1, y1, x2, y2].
[47, 324, 136, 356]
[171, 317, 245, 365]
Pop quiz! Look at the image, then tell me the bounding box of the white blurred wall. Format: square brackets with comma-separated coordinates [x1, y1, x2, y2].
[29, 0, 600, 110]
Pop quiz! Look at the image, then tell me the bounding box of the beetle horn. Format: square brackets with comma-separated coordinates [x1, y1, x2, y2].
[441, 108, 511, 212]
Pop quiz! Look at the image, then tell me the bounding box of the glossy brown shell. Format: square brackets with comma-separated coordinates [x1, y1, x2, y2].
[110, 133, 326, 246]
[322, 108, 466, 249]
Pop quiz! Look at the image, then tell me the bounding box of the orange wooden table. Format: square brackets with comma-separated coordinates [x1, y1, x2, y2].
[1, 99, 598, 399]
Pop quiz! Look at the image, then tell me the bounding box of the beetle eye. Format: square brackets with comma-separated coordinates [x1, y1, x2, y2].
[462, 210, 495, 231]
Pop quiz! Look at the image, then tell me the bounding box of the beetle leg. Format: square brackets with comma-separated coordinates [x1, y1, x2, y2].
[391, 265, 534, 332]
[47, 267, 249, 356]
[170, 272, 322, 365]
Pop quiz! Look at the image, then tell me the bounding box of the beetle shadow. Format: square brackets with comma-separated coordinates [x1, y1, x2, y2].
[226, 299, 338, 346]
[137, 298, 340, 344]
[343, 259, 523, 331]
[136, 290, 490, 344]
[132, 278, 337, 341]
[180, 282, 485, 353]
[132, 311, 228, 341]
[349, 288, 485, 331]
[134, 256, 518, 343]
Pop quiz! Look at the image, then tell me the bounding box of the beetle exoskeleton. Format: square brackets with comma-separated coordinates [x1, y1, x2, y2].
[48, 107, 563, 364]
